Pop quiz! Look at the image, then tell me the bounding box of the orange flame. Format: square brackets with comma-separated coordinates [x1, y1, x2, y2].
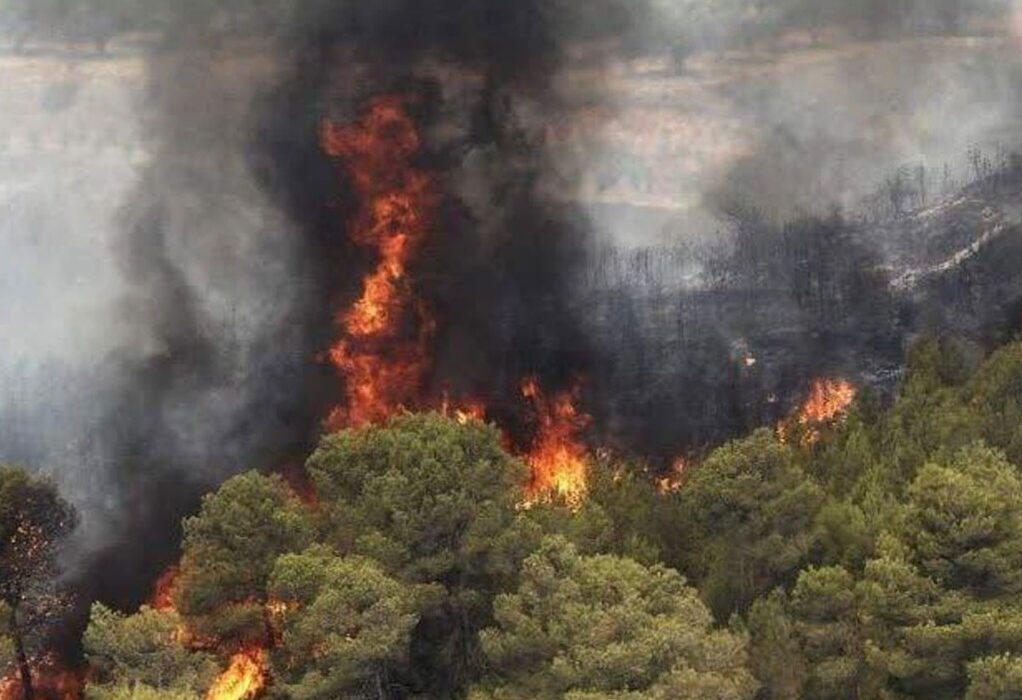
[657, 456, 688, 494]
[779, 378, 857, 445]
[321, 96, 437, 430]
[150, 565, 180, 612]
[440, 393, 487, 425]
[0, 655, 83, 700]
[521, 378, 591, 506]
[799, 379, 857, 426]
[318, 95, 599, 508]
[205, 648, 267, 700]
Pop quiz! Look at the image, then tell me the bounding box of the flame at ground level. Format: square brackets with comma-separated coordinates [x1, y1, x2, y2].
[206, 648, 267, 700]
[521, 378, 591, 507]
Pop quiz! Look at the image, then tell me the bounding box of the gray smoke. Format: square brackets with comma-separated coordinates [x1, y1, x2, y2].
[560, 2, 1022, 251]
[0, 57, 146, 550]
[0, 49, 325, 603]
[1, 0, 1022, 605]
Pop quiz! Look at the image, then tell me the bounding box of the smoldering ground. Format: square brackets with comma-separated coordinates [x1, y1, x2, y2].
[2, 0, 1022, 612]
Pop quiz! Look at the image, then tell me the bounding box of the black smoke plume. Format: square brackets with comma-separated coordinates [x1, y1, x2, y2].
[70, 0, 614, 610]
[4, 1, 1022, 630]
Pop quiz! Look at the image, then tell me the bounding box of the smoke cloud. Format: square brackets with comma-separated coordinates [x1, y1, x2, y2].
[1, 0, 1022, 609]
[0, 54, 329, 609]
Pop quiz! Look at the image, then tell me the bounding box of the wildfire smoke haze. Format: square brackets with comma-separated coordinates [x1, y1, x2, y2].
[8, 1, 1022, 697]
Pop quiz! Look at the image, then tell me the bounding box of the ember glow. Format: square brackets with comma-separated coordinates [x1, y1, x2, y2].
[0, 655, 83, 700]
[150, 565, 180, 612]
[321, 95, 437, 430]
[206, 648, 268, 700]
[657, 456, 688, 494]
[521, 378, 591, 506]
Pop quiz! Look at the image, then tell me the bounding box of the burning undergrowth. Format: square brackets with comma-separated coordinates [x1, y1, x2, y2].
[14, 1, 1022, 695]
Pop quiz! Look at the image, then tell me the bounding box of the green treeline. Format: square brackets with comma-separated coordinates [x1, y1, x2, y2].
[5, 335, 1022, 698]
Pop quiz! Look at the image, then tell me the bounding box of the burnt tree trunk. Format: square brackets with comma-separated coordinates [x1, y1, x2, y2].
[11, 606, 34, 700]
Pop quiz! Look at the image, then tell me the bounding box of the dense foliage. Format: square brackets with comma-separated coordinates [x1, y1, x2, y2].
[0, 466, 77, 699]
[736, 336, 1022, 700]
[471, 536, 756, 699]
[83, 603, 218, 699]
[3, 332, 1022, 698]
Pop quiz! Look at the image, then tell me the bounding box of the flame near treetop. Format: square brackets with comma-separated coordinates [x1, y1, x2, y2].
[779, 378, 858, 445]
[321, 95, 438, 430]
[205, 648, 268, 700]
[320, 95, 594, 505]
[799, 378, 857, 426]
[657, 456, 688, 494]
[150, 565, 180, 612]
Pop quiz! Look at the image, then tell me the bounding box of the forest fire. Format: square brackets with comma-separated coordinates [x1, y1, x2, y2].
[0, 656, 82, 700]
[779, 378, 858, 444]
[205, 648, 267, 700]
[150, 565, 180, 611]
[657, 457, 688, 494]
[799, 379, 857, 426]
[321, 95, 438, 430]
[10, 0, 1022, 696]
[320, 95, 594, 504]
[520, 378, 591, 506]
[130, 87, 598, 697]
